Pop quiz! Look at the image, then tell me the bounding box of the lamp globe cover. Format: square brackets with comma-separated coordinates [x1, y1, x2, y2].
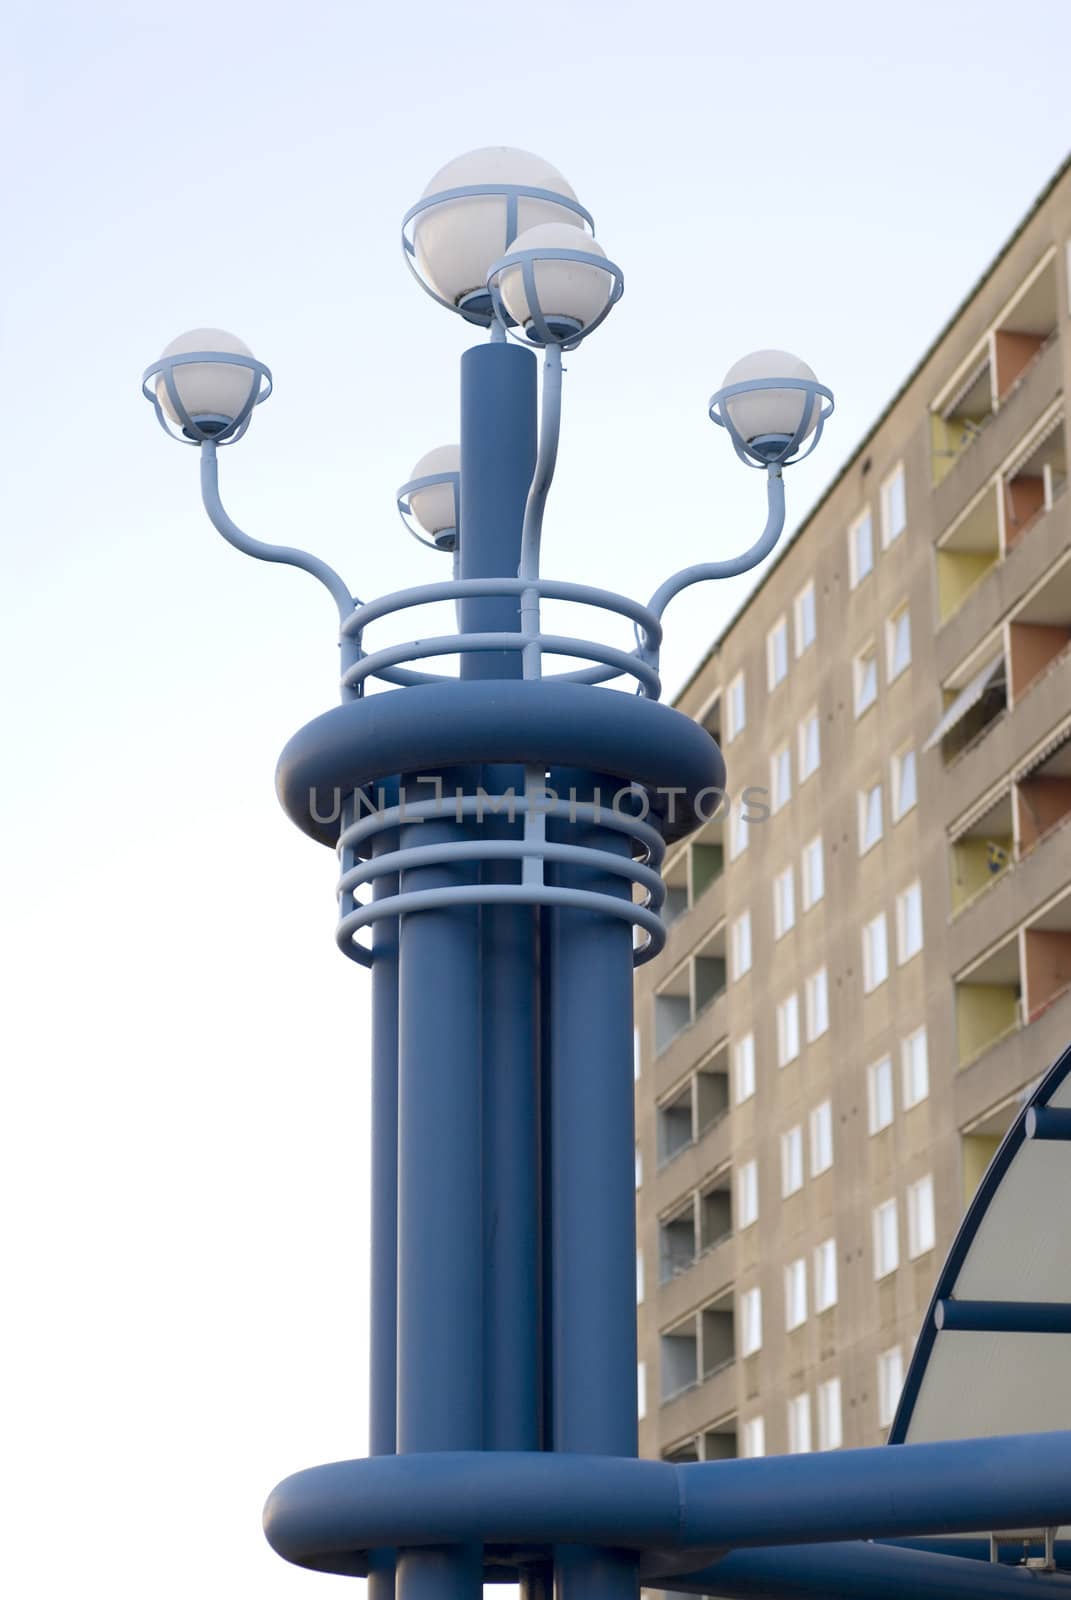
[498, 223, 612, 334]
[407, 444, 460, 537]
[414, 147, 582, 309]
[157, 328, 257, 427]
[720, 349, 821, 443]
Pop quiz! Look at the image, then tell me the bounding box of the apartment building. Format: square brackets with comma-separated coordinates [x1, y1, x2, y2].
[634, 155, 1071, 1476]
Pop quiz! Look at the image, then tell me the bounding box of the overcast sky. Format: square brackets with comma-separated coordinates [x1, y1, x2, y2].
[3, 3, 1070, 1596]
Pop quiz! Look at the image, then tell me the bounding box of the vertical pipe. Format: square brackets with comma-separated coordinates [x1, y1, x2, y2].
[395, 768, 483, 1600]
[367, 811, 399, 1600]
[546, 767, 639, 1600]
[458, 340, 537, 679]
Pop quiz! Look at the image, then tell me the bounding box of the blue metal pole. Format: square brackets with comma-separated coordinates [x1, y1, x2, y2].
[395, 767, 483, 1600]
[368, 815, 399, 1600]
[545, 767, 639, 1600]
[458, 341, 537, 679]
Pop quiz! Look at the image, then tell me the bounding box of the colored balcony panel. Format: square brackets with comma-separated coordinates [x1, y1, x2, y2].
[1003, 413, 1067, 554]
[936, 483, 1000, 624]
[948, 790, 1013, 915]
[954, 939, 1022, 1069]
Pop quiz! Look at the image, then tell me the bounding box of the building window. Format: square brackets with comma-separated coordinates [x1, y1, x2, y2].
[901, 1026, 929, 1109]
[854, 643, 878, 717]
[809, 1098, 834, 1174]
[858, 781, 883, 854]
[635, 1144, 643, 1189]
[770, 743, 792, 813]
[794, 581, 817, 656]
[891, 747, 917, 821]
[798, 708, 820, 781]
[731, 911, 753, 980]
[907, 1174, 936, 1259]
[862, 913, 889, 993]
[813, 1237, 838, 1312]
[742, 1416, 766, 1457]
[896, 881, 924, 964]
[787, 1392, 812, 1454]
[805, 968, 830, 1042]
[728, 804, 749, 860]
[881, 463, 907, 547]
[781, 1124, 804, 1197]
[873, 1198, 900, 1279]
[817, 1377, 843, 1451]
[784, 1257, 808, 1330]
[767, 617, 789, 690]
[776, 992, 801, 1067]
[886, 603, 912, 681]
[877, 1345, 904, 1429]
[773, 866, 796, 939]
[734, 1033, 756, 1104]
[727, 671, 746, 742]
[638, 1361, 647, 1422]
[737, 1158, 759, 1229]
[740, 1286, 763, 1357]
[801, 835, 824, 910]
[867, 1056, 894, 1134]
[849, 509, 874, 587]
[637, 1248, 645, 1305]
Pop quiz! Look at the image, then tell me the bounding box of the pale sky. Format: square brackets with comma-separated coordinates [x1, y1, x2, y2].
[3, 3, 1070, 1596]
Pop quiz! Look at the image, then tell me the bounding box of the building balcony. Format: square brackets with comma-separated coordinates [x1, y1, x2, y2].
[657, 1229, 735, 1330]
[953, 886, 1071, 1069]
[955, 978, 1071, 1134]
[654, 1040, 730, 1177]
[653, 1089, 732, 1216]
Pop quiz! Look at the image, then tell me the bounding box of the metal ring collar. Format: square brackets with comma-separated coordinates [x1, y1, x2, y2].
[708, 376, 834, 469]
[141, 351, 273, 445]
[486, 247, 624, 350]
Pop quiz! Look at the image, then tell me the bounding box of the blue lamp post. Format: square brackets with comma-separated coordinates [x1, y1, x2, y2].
[143, 148, 1071, 1600]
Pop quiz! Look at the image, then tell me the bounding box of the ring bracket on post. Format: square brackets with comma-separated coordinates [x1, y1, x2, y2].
[708, 375, 834, 469]
[141, 351, 273, 445]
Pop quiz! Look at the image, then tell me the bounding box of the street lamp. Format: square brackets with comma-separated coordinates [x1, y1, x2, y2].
[142, 148, 1071, 1600]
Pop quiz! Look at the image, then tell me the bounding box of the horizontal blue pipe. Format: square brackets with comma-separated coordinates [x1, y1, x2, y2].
[659, 1539, 1071, 1598]
[1025, 1106, 1071, 1140]
[936, 1297, 1071, 1332]
[263, 1433, 1071, 1573]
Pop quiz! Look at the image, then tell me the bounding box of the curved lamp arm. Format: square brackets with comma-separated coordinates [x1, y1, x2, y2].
[517, 343, 564, 675]
[646, 466, 787, 624]
[200, 439, 357, 626]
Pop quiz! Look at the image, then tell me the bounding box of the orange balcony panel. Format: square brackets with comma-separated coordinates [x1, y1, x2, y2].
[995, 329, 1046, 400]
[1017, 776, 1071, 853]
[1023, 927, 1071, 1022]
[1009, 620, 1071, 701]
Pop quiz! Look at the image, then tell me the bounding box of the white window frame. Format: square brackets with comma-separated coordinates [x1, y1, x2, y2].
[776, 992, 801, 1067]
[817, 1377, 843, 1451]
[742, 1415, 766, 1457]
[809, 1098, 833, 1174]
[798, 708, 820, 782]
[638, 1360, 647, 1422]
[880, 462, 907, 547]
[784, 1257, 808, 1330]
[896, 881, 924, 965]
[787, 1392, 812, 1454]
[901, 1026, 929, 1109]
[731, 911, 753, 979]
[770, 742, 792, 813]
[877, 1345, 904, 1429]
[734, 1033, 756, 1104]
[737, 1157, 759, 1228]
[726, 670, 746, 743]
[794, 580, 817, 657]
[862, 913, 889, 994]
[728, 804, 749, 860]
[781, 1124, 804, 1197]
[886, 602, 912, 682]
[867, 1056, 894, 1134]
[740, 1286, 763, 1357]
[801, 835, 824, 910]
[858, 782, 884, 854]
[872, 1197, 900, 1279]
[849, 508, 874, 587]
[813, 1237, 838, 1312]
[636, 1143, 643, 1190]
[891, 746, 917, 821]
[637, 1248, 645, 1305]
[767, 616, 789, 690]
[854, 642, 879, 717]
[907, 1173, 936, 1259]
[805, 968, 829, 1043]
[773, 866, 796, 940]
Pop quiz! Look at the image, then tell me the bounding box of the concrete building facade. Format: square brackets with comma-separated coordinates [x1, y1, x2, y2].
[634, 157, 1071, 1473]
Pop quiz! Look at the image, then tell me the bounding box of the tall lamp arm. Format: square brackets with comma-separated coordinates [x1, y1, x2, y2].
[200, 440, 357, 625]
[646, 467, 786, 623]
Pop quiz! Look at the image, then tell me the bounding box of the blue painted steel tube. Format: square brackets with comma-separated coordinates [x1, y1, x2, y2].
[458, 341, 537, 680]
[367, 821, 399, 1600]
[395, 770, 483, 1600]
[546, 767, 639, 1600]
